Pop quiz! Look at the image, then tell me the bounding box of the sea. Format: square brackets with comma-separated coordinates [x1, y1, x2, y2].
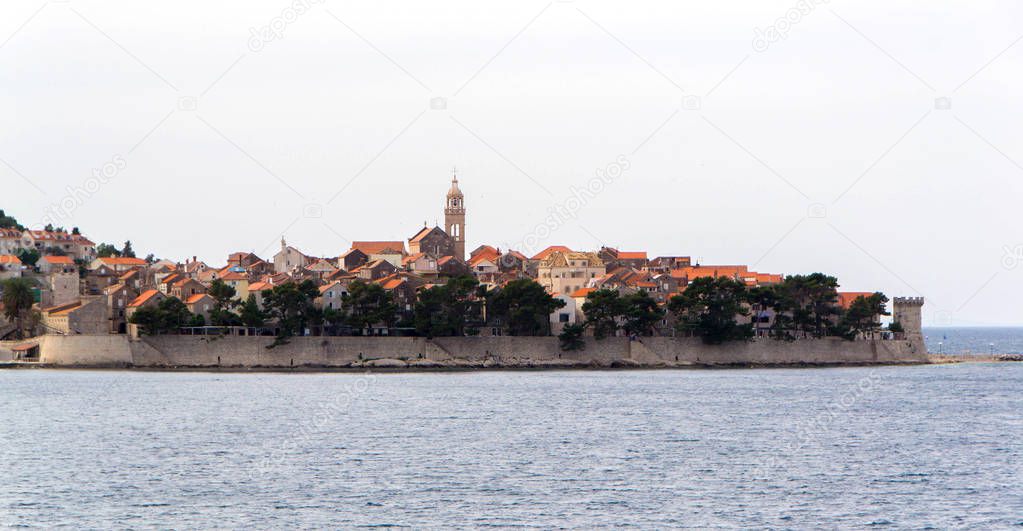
[924, 326, 1023, 356]
[1, 361, 1021, 528]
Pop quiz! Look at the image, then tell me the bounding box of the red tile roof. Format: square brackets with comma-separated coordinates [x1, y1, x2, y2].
[0, 255, 22, 265]
[837, 291, 875, 309]
[531, 246, 573, 261]
[128, 289, 161, 308]
[98, 257, 147, 266]
[351, 241, 406, 256]
[41, 255, 74, 265]
[185, 294, 209, 305]
[570, 287, 595, 298]
[618, 251, 647, 260]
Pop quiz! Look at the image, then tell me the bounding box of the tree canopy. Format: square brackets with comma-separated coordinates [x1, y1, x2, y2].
[128, 297, 194, 336]
[413, 275, 481, 337]
[487, 279, 565, 336]
[669, 277, 753, 344]
[342, 281, 398, 333]
[2, 278, 36, 339]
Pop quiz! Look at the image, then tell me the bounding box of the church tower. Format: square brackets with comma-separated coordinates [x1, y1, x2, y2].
[445, 171, 466, 260]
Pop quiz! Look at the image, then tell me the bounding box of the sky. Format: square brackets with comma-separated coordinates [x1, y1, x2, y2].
[2, 0, 1022, 326]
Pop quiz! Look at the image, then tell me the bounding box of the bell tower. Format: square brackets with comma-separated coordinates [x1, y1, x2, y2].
[445, 169, 466, 260]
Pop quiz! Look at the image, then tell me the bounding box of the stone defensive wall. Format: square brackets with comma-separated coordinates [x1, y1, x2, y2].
[1, 334, 928, 369]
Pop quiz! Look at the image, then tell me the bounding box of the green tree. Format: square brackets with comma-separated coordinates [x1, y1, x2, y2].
[96, 243, 121, 258]
[0, 209, 25, 230]
[837, 292, 889, 340]
[888, 320, 905, 334]
[342, 281, 398, 333]
[582, 289, 625, 340]
[774, 273, 841, 338]
[413, 275, 481, 337]
[558, 323, 586, 351]
[16, 248, 39, 267]
[2, 278, 36, 339]
[263, 280, 321, 342]
[207, 279, 239, 326]
[121, 240, 136, 258]
[487, 279, 565, 336]
[44, 246, 67, 256]
[71, 227, 80, 235]
[128, 297, 195, 335]
[669, 277, 753, 344]
[621, 291, 665, 336]
[239, 294, 266, 328]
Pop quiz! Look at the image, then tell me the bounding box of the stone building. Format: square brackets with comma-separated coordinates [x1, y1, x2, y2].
[893, 297, 924, 344]
[537, 251, 605, 296]
[408, 226, 455, 258]
[274, 238, 310, 274]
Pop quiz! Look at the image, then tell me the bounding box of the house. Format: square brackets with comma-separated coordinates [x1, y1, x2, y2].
[85, 263, 119, 295]
[39, 297, 106, 335]
[304, 259, 339, 281]
[357, 259, 398, 281]
[42, 272, 80, 308]
[38, 255, 76, 275]
[339, 248, 369, 271]
[118, 269, 145, 293]
[468, 255, 499, 275]
[437, 255, 468, 277]
[550, 294, 577, 335]
[570, 287, 595, 323]
[498, 250, 528, 272]
[0, 229, 22, 255]
[403, 252, 437, 274]
[185, 294, 215, 322]
[170, 278, 207, 301]
[316, 281, 349, 311]
[105, 283, 137, 334]
[90, 256, 147, 273]
[350, 241, 406, 267]
[126, 289, 165, 321]
[158, 272, 187, 294]
[377, 274, 416, 314]
[227, 251, 263, 269]
[0, 255, 23, 280]
[220, 270, 250, 300]
[71, 235, 96, 261]
[274, 238, 311, 273]
[21, 230, 76, 256]
[671, 265, 750, 285]
[648, 256, 692, 274]
[247, 281, 274, 309]
[537, 251, 605, 296]
[408, 226, 455, 258]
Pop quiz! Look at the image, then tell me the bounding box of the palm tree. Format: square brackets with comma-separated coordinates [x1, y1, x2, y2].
[2, 278, 36, 339]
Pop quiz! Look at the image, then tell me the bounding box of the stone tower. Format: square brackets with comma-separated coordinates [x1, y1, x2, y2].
[445, 172, 466, 260]
[893, 297, 925, 346]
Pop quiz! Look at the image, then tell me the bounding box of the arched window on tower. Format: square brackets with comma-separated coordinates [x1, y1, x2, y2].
[451, 224, 460, 238]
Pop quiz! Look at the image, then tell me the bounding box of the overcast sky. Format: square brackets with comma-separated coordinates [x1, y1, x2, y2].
[2, 0, 1022, 326]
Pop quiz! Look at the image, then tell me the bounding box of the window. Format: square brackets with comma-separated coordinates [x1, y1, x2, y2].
[559, 313, 570, 322]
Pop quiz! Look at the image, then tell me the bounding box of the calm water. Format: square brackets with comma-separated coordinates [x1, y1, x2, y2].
[1, 365, 1021, 529]
[924, 327, 1023, 355]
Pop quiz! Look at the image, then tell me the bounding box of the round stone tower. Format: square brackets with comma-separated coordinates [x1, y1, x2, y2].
[893, 297, 925, 346]
[445, 172, 466, 260]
